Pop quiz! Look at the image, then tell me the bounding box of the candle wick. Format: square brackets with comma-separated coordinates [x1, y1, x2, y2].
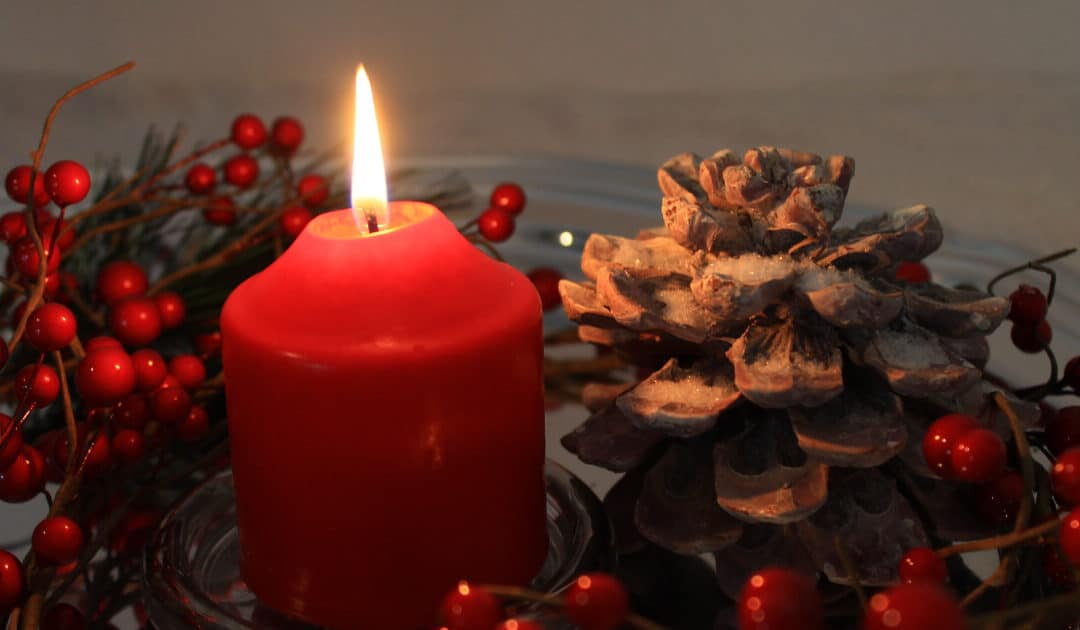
[365, 211, 380, 234]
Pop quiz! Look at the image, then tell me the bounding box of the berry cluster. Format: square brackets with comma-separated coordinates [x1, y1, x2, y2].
[1008, 284, 1052, 353]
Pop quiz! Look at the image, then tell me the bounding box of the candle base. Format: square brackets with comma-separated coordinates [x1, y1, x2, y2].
[142, 460, 612, 629]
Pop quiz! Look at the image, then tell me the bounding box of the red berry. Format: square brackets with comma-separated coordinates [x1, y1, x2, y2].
[12, 237, 61, 278]
[42, 272, 62, 299]
[921, 414, 979, 479]
[152, 387, 192, 425]
[223, 153, 259, 189]
[894, 261, 930, 283]
[1053, 448, 1080, 507]
[863, 583, 964, 630]
[1011, 320, 1052, 353]
[168, 354, 206, 390]
[32, 516, 83, 565]
[203, 195, 237, 226]
[0, 445, 45, 502]
[55, 431, 111, 477]
[0, 413, 23, 471]
[526, 267, 563, 311]
[494, 620, 543, 630]
[111, 429, 145, 465]
[231, 113, 267, 149]
[296, 174, 329, 207]
[129, 348, 168, 393]
[39, 603, 85, 630]
[43, 160, 91, 207]
[438, 581, 502, 630]
[1060, 508, 1080, 568]
[974, 471, 1025, 526]
[1065, 357, 1080, 391]
[950, 428, 1006, 483]
[110, 297, 162, 347]
[153, 291, 186, 329]
[0, 548, 24, 609]
[84, 336, 122, 353]
[184, 163, 216, 195]
[478, 208, 515, 242]
[1008, 284, 1048, 325]
[114, 393, 150, 430]
[898, 547, 947, 585]
[1050, 407, 1080, 456]
[280, 205, 313, 238]
[270, 116, 304, 155]
[175, 405, 209, 442]
[194, 331, 222, 358]
[156, 374, 182, 392]
[0, 211, 27, 244]
[737, 568, 821, 630]
[565, 572, 631, 630]
[36, 213, 75, 250]
[490, 182, 526, 215]
[15, 364, 60, 407]
[26, 303, 77, 353]
[0, 338, 7, 369]
[76, 348, 136, 405]
[96, 261, 148, 306]
[109, 509, 160, 555]
[5, 165, 50, 206]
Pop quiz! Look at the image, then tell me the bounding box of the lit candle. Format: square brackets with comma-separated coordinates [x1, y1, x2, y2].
[221, 66, 548, 629]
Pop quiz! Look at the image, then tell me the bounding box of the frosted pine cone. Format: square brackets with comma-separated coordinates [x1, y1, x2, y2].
[559, 147, 1038, 592]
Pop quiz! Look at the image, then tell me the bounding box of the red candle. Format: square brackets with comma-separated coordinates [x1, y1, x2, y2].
[220, 68, 547, 629]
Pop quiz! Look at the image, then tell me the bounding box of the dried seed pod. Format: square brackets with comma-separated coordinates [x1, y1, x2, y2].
[561, 403, 666, 472]
[558, 280, 617, 328]
[743, 146, 791, 183]
[796, 267, 903, 329]
[658, 152, 705, 202]
[660, 196, 754, 255]
[777, 148, 824, 168]
[691, 254, 800, 324]
[713, 524, 820, 599]
[891, 464, 1001, 541]
[581, 234, 693, 281]
[617, 358, 741, 437]
[596, 266, 724, 343]
[582, 381, 634, 412]
[722, 164, 777, 208]
[699, 151, 741, 210]
[904, 283, 1009, 338]
[855, 321, 981, 397]
[825, 155, 855, 194]
[820, 205, 943, 273]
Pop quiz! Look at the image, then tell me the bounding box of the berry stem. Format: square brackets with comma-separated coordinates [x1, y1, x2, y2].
[465, 235, 506, 262]
[478, 584, 670, 630]
[833, 535, 867, 609]
[986, 246, 1077, 298]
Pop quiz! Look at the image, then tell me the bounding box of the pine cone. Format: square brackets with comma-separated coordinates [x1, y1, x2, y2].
[559, 146, 1037, 593]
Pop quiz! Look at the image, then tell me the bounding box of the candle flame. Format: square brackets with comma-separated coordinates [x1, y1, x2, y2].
[351, 64, 388, 232]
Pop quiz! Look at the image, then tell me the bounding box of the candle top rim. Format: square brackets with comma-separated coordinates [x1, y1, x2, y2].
[308, 202, 438, 240]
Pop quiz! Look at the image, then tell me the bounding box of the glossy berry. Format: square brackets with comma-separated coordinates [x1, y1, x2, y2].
[110, 297, 163, 347]
[1053, 447, 1080, 507]
[15, 364, 60, 407]
[0, 413, 23, 471]
[37, 214, 75, 249]
[950, 428, 1006, 482]
[894, 261, 930, 283]
[111, 429, 145, 465]
[478, 208, 515, 242]
[152, 387, 192, 425]
[526, 267, 563, 311]
[76, 347, 136, 405]
[32, 516, 83, 565]
[203, 195, 237, 226]
[223, 153, 259, 189]
[296, 173, 328, 207]
[26, 303, 77, 352]
[494, 620, 543, 630]
[1008, 284, 1048, 325]
[1064, 357, 1080, 391]
[438, 581, 502, 630]
[131, 348, 168, 392]
[490, 182, 526, 215]
[55, 431, 111, 477]
[270, 116, 304, 154]
[737, 567, 822, 630]
[39, 603, 86, 630]
[0, 445, 45, 503]
[280, 205, 313, 238]
[1049, 407, 1080, 456]
[0, 548, 24, 609]
[184, 163, 216, 194]
[153, 291, 186, 329]
[974, 471, 1024, 525]
[12, 237, 61, 278]
[231, 113, 267, 149]
[168, 354, 206, 390]
[84, 336, 122, 353]
[194, 331, 222, 358]
[1011, 320, 1052, 353]
[1059, 508, 1080, 569]
[922, 414, 979, 479]
[113, 393, 150, 430]
[43, 160, 91, 207]
[0, 211, 27, 244]
[96, 261, 148, 306]
[175, 405, 210, 442]
[565, 572, 631, 630]
[899, 547, 947, 585]
[863, 583, 964, 630]
[5, 165, 50, 206]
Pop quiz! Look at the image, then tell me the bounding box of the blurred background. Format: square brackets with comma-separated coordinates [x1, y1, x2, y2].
[1, 0, 1078, 254]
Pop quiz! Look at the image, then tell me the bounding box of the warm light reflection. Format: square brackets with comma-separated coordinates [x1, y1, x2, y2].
[351, 64, 388, 232]
[558, 230, 574, 247]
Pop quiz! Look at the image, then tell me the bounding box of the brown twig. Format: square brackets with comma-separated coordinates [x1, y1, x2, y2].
[833, 536, 867, 610]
